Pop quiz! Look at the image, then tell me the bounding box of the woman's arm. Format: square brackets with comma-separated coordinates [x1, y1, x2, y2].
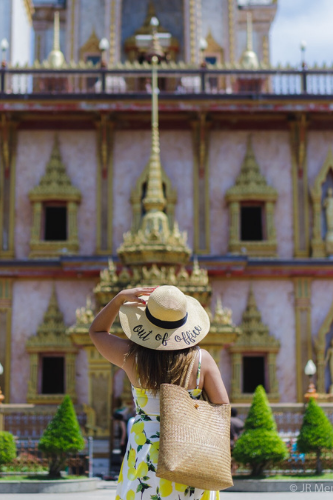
[89, 287, 155, 367]
[201, 349, 230, 404]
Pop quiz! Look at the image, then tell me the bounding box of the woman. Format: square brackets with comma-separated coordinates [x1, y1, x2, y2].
[89, 285, 229, 500]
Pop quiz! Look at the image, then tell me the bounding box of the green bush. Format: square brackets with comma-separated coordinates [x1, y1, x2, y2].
[39, 395, 85, 478]
[0, 432, 16, 471]
[297, 397, 333, 475]
[232, 385, 288, 476]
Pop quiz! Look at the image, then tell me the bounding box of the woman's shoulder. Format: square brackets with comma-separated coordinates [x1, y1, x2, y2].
[200, 348, 215, 366]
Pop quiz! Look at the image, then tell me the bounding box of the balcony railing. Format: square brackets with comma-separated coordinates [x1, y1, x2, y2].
[1, 62, 333, 97]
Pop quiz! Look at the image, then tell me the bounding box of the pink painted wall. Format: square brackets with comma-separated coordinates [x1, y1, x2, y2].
[209, 131, 293, 258]
[11, 279, 93, 404]
[15, 131, 97, 258]
[211, 279, 296, 402]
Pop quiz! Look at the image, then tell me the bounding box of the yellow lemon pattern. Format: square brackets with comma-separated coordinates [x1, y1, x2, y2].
[115, 355, 219, 500]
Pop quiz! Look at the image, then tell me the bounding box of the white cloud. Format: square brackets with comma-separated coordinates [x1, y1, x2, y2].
[271, 0, 333, 66]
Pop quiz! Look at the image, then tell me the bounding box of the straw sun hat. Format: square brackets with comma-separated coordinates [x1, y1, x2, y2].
[119, 285, 210, 350]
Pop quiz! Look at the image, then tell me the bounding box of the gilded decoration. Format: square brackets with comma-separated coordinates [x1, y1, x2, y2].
[205, 30, 224, 64]
[310, 149, 333, 258]
[68, 58, 240, 437]
[26, 287, 77, 405]
[314, 297, 333, 401]
[124, 1, 179, 63]
[29, 136, 81, 258]
[79, 29, 101, 62]
[117, 58, 191, 267]
[229, 287, 280, 403]
[225, 136, 278, 257]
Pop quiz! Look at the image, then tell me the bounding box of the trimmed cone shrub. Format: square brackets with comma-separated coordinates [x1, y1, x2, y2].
[0, 431, 16, 471]
[232, 385, 288, 476]
[297, 397, 333, 475]
[39, 395, 85, 478]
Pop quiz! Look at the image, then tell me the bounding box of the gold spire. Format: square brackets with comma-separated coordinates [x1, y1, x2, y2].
[142, 56, 166, 212]
[48, 10, 65, 68]
[117, 55, 191, 265]
[240, 12, 259, 70]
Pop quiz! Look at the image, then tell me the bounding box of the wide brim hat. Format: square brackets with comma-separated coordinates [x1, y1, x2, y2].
[119, 285, 210, 351]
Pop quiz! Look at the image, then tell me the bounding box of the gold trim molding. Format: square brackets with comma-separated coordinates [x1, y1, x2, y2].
[229, 286, 280, 403]
[29, 136, 81, 258]
[26, 286, 77, 405]
[310, 149, 333, 258]
[225, 136, 278, 257]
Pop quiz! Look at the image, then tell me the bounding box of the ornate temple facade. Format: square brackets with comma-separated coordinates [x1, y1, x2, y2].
[1, 0, 333, 471]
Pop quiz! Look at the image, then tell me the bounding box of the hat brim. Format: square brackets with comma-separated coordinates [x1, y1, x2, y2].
[119, 295, 210, 350]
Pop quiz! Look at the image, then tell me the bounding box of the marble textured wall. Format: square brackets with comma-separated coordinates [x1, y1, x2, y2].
[11, 0, 32, 66]
[212, 279, 296, 402]
[201, 0, 225, 48]
[112, 130, 194, 252]
[79, 0, 105, 48]
[209, 131, 293, 258]
[11, 280, 94, 404]
[15, 131, 97, 258]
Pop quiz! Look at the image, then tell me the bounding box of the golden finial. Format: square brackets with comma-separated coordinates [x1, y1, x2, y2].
[48, 10, 65, 68]
[240, 12, 259, 70]
[142, 19, 166, 214]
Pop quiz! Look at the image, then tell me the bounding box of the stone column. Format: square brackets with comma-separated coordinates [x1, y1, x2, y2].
[231, 352, 242, 400]
[294, 278, 312, 401]
[31, 202, 42, 242]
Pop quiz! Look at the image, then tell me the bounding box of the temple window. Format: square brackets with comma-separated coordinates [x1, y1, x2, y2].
[41, 355, 65, 394]
[29, 136, 81, 258]
[26, 287, 77, 404]
[44, 204, 67, 241]
[225, 137, 277, 257]
[311, 149, 333, 257]
[242, 355, 266, 393]
[229, 287, 280, 403]
[240, 204, 264, 241]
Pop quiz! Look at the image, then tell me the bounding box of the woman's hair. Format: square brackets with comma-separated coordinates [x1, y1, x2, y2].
[126, 343, 197, 394]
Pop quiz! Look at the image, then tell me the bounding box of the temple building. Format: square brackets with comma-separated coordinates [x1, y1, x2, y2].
[1, 0, 333, 473]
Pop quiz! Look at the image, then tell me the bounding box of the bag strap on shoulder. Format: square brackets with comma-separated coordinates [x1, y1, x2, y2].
[184, 348, 199, 389]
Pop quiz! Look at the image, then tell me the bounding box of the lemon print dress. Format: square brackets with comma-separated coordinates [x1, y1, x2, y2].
[116, 349, 220, 500]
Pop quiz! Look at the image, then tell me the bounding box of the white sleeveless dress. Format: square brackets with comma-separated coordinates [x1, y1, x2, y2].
[116, 349, 220, 500]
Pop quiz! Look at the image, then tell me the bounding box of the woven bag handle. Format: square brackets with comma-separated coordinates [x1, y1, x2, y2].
[183, 349, 199, 390]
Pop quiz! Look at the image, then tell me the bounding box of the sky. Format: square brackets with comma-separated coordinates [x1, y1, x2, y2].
[270, 0, 333, 67]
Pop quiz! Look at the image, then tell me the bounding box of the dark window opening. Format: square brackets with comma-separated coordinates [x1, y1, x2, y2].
[44, 206, 67, 241]
[42, 356, 65, 394]
[241, 205, 263, 241]
[205, 56, 217, 65]
[243, 356, 266, 393]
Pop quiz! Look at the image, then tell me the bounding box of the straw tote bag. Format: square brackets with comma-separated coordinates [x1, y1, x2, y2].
[156, 352, 233, 491]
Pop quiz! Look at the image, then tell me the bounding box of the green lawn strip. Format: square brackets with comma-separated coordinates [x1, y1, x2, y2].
[233, 473, 333, 480]
[0, 475, 87, 481]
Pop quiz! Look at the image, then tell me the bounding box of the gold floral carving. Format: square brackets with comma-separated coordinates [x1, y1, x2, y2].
[79, 29, 101, 61]
[225, 136, 278, 257]
[205, 30, 224, 63]
[229, 286, 280, 403]
[26, 287, 77, 404]
[29, 136, 81, 258]
[315, 297, 333, 399]
[310, 149, 333, 258]
[124, 1, 179, 63]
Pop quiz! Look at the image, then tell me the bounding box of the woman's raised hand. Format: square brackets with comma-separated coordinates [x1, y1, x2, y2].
[117, 287, 156, 306]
